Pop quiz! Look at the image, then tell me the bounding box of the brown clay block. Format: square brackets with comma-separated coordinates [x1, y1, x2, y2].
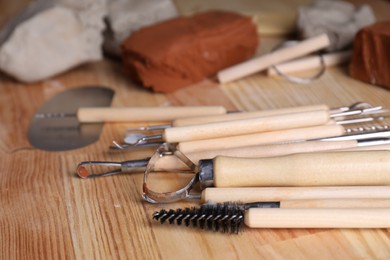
[349, 21, 390, 89]
[121, 11, 258, 93]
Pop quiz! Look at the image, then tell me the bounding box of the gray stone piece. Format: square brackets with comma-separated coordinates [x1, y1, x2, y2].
[0, 0, 106, 83]
[103, 0, 178, 56]
[297, 0, 376, 52]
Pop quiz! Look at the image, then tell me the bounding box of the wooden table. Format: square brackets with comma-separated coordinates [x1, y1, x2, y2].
[1, 1, 390, 259]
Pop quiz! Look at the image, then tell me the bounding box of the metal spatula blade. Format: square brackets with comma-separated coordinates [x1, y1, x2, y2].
[28, 86, 114, 151]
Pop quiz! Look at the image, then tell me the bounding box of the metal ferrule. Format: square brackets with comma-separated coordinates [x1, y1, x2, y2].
[198, 159, 214, 190]
[121, 158, 150, 173]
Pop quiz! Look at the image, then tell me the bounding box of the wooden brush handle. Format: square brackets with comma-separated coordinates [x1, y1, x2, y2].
[280, 198, 390, 208]
[245, 208, 390, 228]
[177, 124, 344, 153]
[201, 186, 390, 203]
[213, 151, 390, 187]
[164, 110, 330, 143]
[217, 34, 330, 83]
[76, 106, 226, 123]
[172, 105, 329, 127]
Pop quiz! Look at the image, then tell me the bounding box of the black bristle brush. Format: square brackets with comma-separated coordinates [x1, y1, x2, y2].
[152, 202, 279, 234]
[153, 201, 390, 234]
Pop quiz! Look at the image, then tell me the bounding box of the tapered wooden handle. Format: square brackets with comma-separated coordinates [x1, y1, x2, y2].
[245, 208, 390, 228]
[213, 151, 390, 187]
[201, 186, 390, 203]
[217, 33, 330, 83]
[153, 140, 358, 172]
[172, 105, 329, 127]
[164, 110, 330, 143]
[177, 124, 344, 153]
[76, 106, 226, 123]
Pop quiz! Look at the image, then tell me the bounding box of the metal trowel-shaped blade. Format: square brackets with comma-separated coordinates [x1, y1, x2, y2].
[28, 86, 115, 151]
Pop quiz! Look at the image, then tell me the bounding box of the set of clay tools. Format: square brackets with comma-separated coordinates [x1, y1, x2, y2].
[77, 102, 390, 233]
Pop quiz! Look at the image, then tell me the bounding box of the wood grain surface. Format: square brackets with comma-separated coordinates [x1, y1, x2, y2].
[1, 0, 390, 259]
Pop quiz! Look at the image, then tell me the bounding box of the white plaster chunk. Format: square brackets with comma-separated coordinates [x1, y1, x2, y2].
[0, 0, 106, 83]
[104, 0, 178, 56]
[297, 0, 375, 52]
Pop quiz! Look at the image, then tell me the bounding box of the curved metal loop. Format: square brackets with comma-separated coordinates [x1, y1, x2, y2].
[271, 40, 326, 84]
[142, 143, 201, 203]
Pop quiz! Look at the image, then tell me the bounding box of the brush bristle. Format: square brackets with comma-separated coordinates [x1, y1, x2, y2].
[152, 202, 245, 234]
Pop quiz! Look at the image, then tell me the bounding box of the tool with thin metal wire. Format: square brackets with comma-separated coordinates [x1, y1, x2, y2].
[142, 144, 390, 203]
[152, 201, 390, 233]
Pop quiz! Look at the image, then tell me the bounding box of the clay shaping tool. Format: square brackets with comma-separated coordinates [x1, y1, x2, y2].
[116, 102, 390, 150]
[200, 186, 390, 204]
[77, 138, 390, 179]
[217, 33, 330, 83]
[35, 105, 227, 123]
[142, 144, 390, 203]
[123, 102, 382, 140]
[267, 50, 352, 78]
[117, 109, 334, 147]
[174, 122, 390, 154]
[114, 106, 388, 149]
[28, 86, 114, 151]
[153, 201, 390, 232]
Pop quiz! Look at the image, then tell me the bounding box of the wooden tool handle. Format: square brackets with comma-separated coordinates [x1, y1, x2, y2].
[164, 110, 329, 143]
[172, 105, 329, 127]
[213, 151, 390, 187]
[245, 208, 390, 228]
[201, 186, 390, 203]
[280, 198, 390, 208]
[177, 124, 344, 153]
[185, 140, 357, 163]
[76, 106, 227, 123]
[343, 143, 390, 151]
[267, 50, 352, 76]
[152, 140, 357, 173]
[217, 34, 330, 83]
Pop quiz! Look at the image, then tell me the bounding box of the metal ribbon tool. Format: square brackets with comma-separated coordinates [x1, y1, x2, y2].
[141, 143, 390, 203]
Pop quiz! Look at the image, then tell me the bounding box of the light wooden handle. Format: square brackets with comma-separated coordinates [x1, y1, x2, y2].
[164, 110, 329, 143]
[201, 186, 390, 203]
[172, 105, 329, 127]
[343, 143, 390, 151]
[245, 208, 390, 228]
[153, 140, 357, 172]
[185, 140, 357, 163]
[280, 198, 390, 208]
[76, 106, 226, 123]
[267, 50, 352, 76]
[213, 151, 390, 187]
[217, 33, 330, 83]
[177, 124, 344, 153]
